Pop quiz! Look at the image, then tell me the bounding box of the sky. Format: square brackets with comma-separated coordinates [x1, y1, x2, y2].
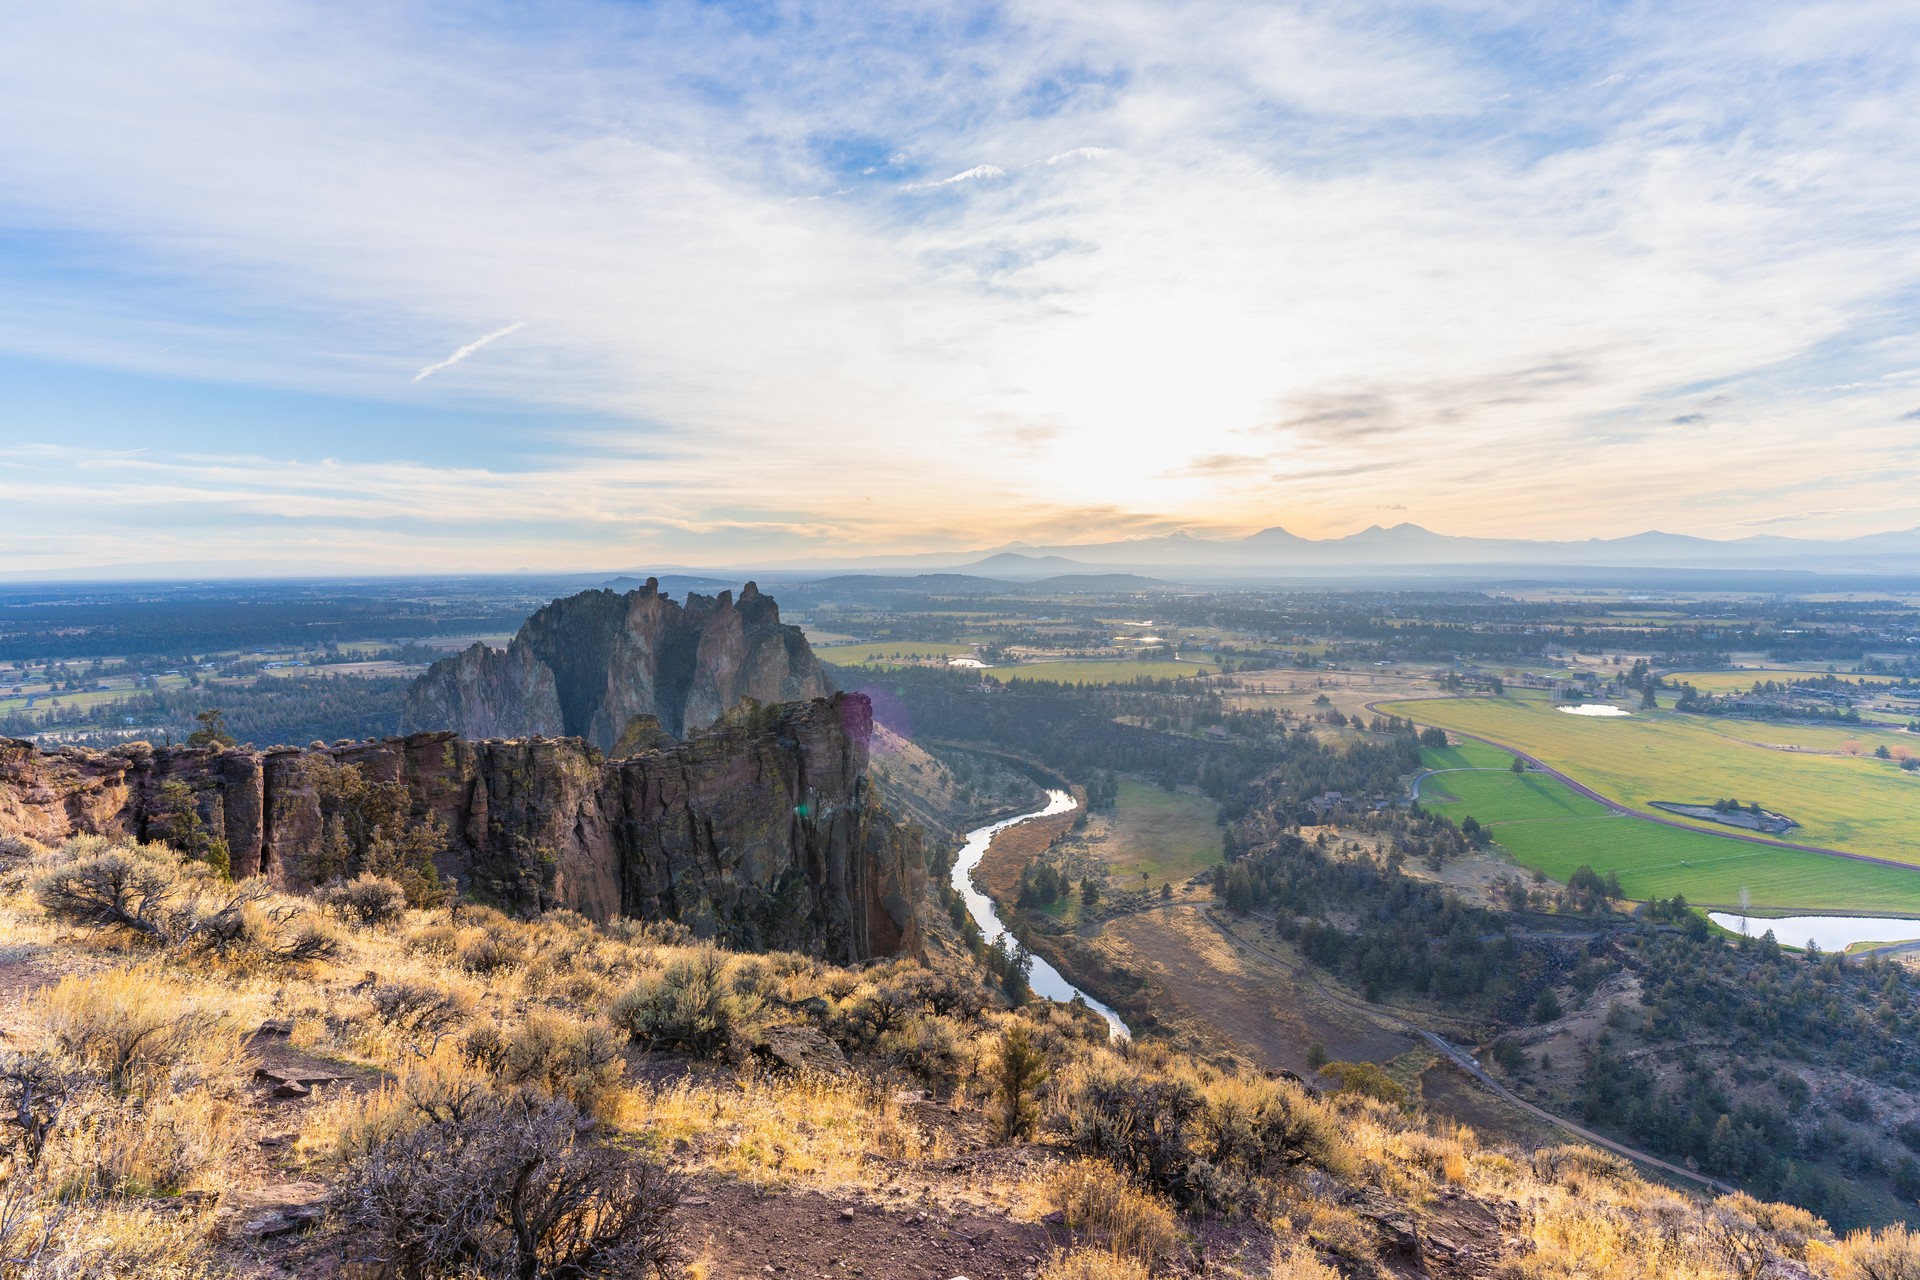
[3, 0, 1920, 574]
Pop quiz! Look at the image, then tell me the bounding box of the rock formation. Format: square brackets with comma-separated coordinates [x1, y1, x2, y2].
[404, 580, 829, 748]
[0, 693, 920, 962]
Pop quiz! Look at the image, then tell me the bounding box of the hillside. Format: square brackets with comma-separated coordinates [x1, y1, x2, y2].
[0, 820, 1914, 1279]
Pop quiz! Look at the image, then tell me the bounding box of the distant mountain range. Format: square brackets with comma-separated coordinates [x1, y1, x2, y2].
[717, 524, 1920, 580]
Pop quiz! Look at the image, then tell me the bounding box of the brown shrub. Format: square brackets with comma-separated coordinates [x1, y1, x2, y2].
[316, 875, 410, 928]
[332, 1093, 679, 1280]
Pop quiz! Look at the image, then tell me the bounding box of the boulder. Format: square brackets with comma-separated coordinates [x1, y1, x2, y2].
[752, 1025, 851, 1078]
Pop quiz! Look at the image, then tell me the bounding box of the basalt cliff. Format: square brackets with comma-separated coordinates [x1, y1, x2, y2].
[0, 693, 920, 962]
[403, 579, 829, 747]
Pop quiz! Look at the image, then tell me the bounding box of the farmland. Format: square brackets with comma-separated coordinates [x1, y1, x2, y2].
[1416, 747, 1920, 912]
[816, 641, 980, 668]
[1381, 690, 1920, 867]
[1666, 668, 1859, 694]
[990, 658, 1222, 685]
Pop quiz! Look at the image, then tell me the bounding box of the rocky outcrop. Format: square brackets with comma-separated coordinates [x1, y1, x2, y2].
[0, 693, 920, 962]
[405, 580, 829, 748]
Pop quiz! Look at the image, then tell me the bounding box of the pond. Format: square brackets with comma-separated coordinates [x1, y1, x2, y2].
[951, 790, 1131, 1039]
[1708, 912, 1920, 952]
[1558, 704, 1631, 717]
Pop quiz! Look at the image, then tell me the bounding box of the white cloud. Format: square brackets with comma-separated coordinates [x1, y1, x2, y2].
[411, 321, 528, 382]
[1045, 147, 1113, 164]
[901, 164, 1007, 190]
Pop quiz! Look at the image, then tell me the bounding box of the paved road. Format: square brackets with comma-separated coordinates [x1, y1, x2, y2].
[1372, 697, 1920, 878]
[1196, 907, 1737, 1194]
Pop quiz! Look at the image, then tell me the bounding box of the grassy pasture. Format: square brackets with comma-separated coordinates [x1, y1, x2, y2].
[1383, 690, 1920, 867]
[1690, 718, 1917, 756]
[1100, 781, 1223, 889]
[1668, 668, 1895, 695]
[991, 659, 1221, 685]
[1417, 750, 1920, 913]
[0, 675, 190, 714]
[1419, 739, 1516, 772]
[817, 642, 979, 668]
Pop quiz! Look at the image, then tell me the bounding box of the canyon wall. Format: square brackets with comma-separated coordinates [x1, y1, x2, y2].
[0, 693, 919, 962]
[404, 579, 829, 747]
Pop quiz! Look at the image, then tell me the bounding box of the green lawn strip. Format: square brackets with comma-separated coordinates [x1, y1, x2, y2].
[1419, 740, 1514, 771]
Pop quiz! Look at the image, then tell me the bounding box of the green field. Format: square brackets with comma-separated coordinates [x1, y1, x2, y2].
[1382, 691, 1920, 868]
[1690, 717, 1916, 755]
[1100, 781, 1223, 888]
[0, 675, 191, 714]
[1665, 668, 1850, 695]
[1417, 750, 1920, 913]
[818, 642, 980, 668]
[992, 659, 1221, 685]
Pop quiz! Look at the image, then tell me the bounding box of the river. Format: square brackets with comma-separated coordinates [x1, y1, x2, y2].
[951, 789, 1132, 1039]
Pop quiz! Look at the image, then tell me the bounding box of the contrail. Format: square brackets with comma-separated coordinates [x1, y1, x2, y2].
[412, 321, 528, 382]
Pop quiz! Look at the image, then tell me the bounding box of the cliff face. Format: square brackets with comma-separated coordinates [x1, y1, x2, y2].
[405, 580, 829, 748]
[0, 694, 920, 962]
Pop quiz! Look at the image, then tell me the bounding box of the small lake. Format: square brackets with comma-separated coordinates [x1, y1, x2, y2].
[1708, 912, 1920, 952]
[1559, 704, 1631, 717]
[952, 791, 1131, 1039]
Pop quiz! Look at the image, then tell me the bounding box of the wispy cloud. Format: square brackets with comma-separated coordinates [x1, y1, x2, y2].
[1045, 147, 1112, 164]
[411, 321, 528, 382]
[900, 164, 1005, 191]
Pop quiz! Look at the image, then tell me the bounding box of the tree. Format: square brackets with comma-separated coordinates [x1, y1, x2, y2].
[994, 1022, 1048, 1141]
[156, 779, 231, 879]
[1080, 876, 1100, 908]
[1510, 755, 1526, 774]
[186, 708, 235, 748]
[302, 757, 447, 906]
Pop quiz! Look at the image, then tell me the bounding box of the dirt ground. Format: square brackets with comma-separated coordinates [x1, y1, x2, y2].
[1090, 905, 1415, 1074]
[972, 792, 1084, 903]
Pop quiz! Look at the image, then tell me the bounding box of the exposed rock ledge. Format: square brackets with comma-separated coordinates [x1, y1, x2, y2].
[0, 693, 920, 963]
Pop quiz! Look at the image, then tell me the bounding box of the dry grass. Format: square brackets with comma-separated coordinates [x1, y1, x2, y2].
[7, 831, 1920, 1279]
[1270, 1238, 1342, 1280]
[1040, 1159, 1182, 1267]
[625, 1068, 936, 1189]
[33, 969, 251, 1092]
[1035, 1247, 1155, 1280]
